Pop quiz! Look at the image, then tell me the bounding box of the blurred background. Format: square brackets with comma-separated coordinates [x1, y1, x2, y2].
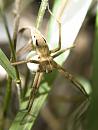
[0, 0, 98, 130]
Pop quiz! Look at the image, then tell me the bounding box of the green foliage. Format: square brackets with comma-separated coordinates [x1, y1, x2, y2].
[9, 83, 50, 130]
[36, 0, 48, 29]
[88, 7, 98, 130]
[0, 49, 17, 80]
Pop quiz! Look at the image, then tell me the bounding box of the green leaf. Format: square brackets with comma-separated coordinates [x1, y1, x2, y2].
[88, 7, 98, 130]
[36, 0, 48, 29]
[9, 83, 50, 130]
[0, 49, 17, 80]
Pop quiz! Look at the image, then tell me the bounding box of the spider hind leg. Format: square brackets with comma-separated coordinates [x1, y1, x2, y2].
[21, 72, 43, 123]
[53, 61, 88, 98]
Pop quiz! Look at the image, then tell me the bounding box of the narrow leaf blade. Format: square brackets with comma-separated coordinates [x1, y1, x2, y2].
[9, 83, 50, 130]
[0, 49, 17, 80]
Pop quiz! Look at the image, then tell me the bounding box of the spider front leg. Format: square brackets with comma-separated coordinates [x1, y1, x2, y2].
[48, 5, 76, 56]
[21, 72, 43, 122]
[11, 59, 39, 66]
[52, 45, 75, 58]
[48, 5, 62, 53]
[50, 20, 61, 53]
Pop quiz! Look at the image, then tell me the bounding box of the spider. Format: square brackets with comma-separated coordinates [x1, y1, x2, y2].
[12, 8, 88, 115]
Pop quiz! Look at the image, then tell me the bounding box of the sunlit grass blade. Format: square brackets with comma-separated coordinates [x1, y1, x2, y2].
[0, 49, 17, 80]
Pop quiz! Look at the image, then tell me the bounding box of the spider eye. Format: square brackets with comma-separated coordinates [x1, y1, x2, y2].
[33, 35, 36, 40]
[32, 35, 36, 45]
[43, 38, 46, 43]
[36, 39, 39, 46]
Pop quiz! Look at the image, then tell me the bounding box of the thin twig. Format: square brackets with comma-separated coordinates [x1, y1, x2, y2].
[0, 0, 22, 119]
[0, 7, 13, 125]
[0, 1, 21, 86]
[36, 0, 48, 29]
[0, 0, 20, 118]
[0, 8, 16, 62]
[12, 0, 23, 98]
[13, 0, 21, 50]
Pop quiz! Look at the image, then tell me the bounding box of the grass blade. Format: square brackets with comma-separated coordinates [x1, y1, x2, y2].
[88, 5, 98, 130]
[0, 49, 17, 80]
[9, 83, 50, 130]
[36, 0, 48, 29]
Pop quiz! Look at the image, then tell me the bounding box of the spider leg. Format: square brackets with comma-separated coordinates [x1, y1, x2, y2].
[47, 5, 61, 53]
[52, 45, 75, 58]
[53, 61, 88, 98]
[11, 59, 39, 66]
[26, 72, 43, 112]
[21, 72, 43, 123]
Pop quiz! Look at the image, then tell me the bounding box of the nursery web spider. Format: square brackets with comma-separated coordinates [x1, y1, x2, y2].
[12, 9, 88, 114]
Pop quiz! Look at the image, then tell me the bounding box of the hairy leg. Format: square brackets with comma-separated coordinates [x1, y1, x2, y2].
[47, 5, 62, 53]
[26, 72, 43, 112]
[53, 61, 88, 98]
[11, 59, 39, 66]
